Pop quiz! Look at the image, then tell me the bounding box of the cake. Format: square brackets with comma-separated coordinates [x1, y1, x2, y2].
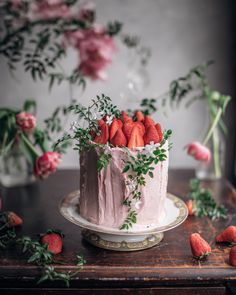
[72, 96, 171, 230]
[79, 145, 169, 229]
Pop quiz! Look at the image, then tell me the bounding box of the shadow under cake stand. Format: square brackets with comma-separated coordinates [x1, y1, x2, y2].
[59, 191, 188, 251]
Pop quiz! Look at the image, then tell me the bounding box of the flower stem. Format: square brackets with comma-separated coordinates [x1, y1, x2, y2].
[212, 128, 221, 178]
[20, 133, 40, 158]
[202, 107, 222, 145]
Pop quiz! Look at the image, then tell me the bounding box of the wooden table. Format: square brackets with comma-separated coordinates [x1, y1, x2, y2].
[0, 169, 236, 295]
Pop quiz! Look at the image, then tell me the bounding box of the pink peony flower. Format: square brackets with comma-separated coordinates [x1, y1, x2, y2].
[65, 26, 116, 80]
[16, 112, 36, 133]
[34, 152, 61, 179]
[30, 0, 71, 20]
[185, 141, 211, 163]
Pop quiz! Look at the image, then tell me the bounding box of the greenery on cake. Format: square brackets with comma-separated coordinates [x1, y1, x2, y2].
[59, 94, 172, 230]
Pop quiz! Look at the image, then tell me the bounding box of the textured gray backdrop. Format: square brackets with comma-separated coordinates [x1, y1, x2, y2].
[0, 0, 234, 169]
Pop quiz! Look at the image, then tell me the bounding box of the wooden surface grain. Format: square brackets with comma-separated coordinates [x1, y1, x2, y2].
[0, 169, 236, 294]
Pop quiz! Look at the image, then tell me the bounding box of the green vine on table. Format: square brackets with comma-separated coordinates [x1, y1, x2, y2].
[186, 179, 227, 220]
[120, 129, 172, 230]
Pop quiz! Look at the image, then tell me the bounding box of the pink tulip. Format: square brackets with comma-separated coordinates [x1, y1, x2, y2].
[34, 152, 61, 179]
[185, 141, 211, 163]
[65, 26, 116, 80]
[16, 112, 36, 133]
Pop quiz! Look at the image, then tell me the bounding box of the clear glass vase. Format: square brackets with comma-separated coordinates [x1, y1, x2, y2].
[0, 146, 35, 187]
[195, 126, 225, 180]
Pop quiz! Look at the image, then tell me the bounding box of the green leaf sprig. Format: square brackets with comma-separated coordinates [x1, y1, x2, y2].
[120, 129, 172, 230]
[186, 178, 227, 220]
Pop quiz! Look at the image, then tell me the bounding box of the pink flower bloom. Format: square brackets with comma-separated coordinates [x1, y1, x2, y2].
[16, 112, 36, 133]
[34, 152, 61, 179]
[30, 0, 71, 20]
[11, 0, 23, 10]
[65, 26, 116, 80]
[185, 141, 211, 163]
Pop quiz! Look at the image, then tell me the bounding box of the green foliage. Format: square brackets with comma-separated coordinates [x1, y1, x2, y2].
[187, 179, 227, 220]
[17, 234, 85, 287]
[106, 21, 123, 36]
[140, 98, 157, 115]
[97, 153, 112, 172]
[0, 212, 16, 249]
[120, 210, 137, 230]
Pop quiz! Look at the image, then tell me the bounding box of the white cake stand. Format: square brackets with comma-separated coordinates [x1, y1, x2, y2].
[59, 191, 188, 251]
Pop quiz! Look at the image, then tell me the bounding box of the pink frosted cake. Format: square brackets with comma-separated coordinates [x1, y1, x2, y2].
[74, 98, 171, 231]
[79, 145, 168, 229]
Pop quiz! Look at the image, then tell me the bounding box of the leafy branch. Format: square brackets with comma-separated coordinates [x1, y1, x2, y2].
[120, 129, 172, 230]
[186, 179, 227, 220]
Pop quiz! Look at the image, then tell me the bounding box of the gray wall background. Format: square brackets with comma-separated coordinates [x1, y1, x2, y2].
[0, 0, 235, 169]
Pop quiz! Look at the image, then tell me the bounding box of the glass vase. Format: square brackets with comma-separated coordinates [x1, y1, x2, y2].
[195, 126, 225, 180]
[0, 146, 35, 187]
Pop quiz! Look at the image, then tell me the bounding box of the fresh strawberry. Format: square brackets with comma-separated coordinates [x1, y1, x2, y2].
[189, 233, 211, 259]
[110, 128, 127, 147]
[215, 226, 236, 243]
[155, 123, 163, 142]
[186, 199, 194, 216]
[7, 211, 23, 227]
[117, 119, 123, 128]
[144, 115, 155, 128]
[94, 122, 109, 144]
[143, 125, 160, 145]
[128, 125, 144, 149]
[121, 111, 132, 123]
[40, 229, 63, 255]
[123, 121, 135, 140]
[97, 119, 105, 127]
[134, 121, 145, 136]
[229, 246, 236, 266]
[109, 119, 121, 141]
[134, 111, 144, 122]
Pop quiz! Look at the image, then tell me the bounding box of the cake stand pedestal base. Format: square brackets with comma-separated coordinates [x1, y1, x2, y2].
[82, 229, 164, 251]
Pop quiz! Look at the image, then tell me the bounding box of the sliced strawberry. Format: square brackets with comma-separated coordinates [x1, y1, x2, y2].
[110, 128, 127, 147]
[109, 119, 120, 141]
[186, 200, 194, 216]
[121, 111, 132, 123]
[189, 233, 211, 259]
[229, 246, 236, 266]
[134, 121, 145, 136]
[143, 125, 160, 145]
[40, 230, 63, 255]
[94, 123, 109, 144]
[128, 125, 144, 149]
[155, 123, 163, 142]
[216, 226, 236, 243]
[7, 211, 23, 227]
[123, 121, 135, 141]
[134, 111, 144, 122]
[144, 115, 155, 128]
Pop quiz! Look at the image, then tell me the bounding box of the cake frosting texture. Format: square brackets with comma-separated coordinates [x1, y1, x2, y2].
[79, 145, 169, 229]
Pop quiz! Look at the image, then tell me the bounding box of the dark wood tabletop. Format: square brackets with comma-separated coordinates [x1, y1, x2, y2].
[0, 169, 236, 295]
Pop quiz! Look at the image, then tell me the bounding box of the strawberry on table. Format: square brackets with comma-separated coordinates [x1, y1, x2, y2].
[40, 229, 64, 255]
[7, 211, 23, 227]
[186, 200, 194, 216]
[189, 233, 211, 259]
[215, 226, 236, 243]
